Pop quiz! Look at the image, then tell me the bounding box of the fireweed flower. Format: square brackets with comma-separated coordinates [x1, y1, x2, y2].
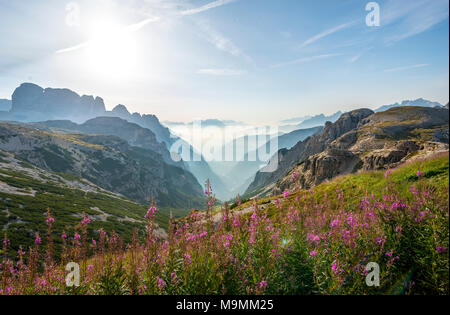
[145, 206, 158, 219]
[330, 219, 340, 228]
[35, 234, 41, 244]
[417, 171, 424, 178]
[292, 171, 298, 182]
[74, 233, 81, 241]
[156, 277, 166, 290]
[384, 170, 392, 178]
[332, 262, 339, 274]
[437, 246, 447, 254]
[81, 217, 90, 225]
[309, 250, 318, 256]
[87, 264, 94, 272]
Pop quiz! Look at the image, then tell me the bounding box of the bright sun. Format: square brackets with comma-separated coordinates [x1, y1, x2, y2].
[85, 19, 138, 78]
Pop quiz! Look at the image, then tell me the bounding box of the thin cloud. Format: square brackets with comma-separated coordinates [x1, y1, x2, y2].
[383, 64, 430, 73]
[348, 53, 363, 63]
[55, 16, 161, 54]
[56, 42, 90, 54]
[271, 53, 341, 68]
[181, 0, 239, 15]
[384, 0, 449, 43]
[298, 21, 356, 49]
[55, 0, 239, 54]
[195, 20, 252, 61]
[348, 47, 373, 63]
[198, 68, 247, 75]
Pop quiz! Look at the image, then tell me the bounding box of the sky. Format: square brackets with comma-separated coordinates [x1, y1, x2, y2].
[0, 0, 448, 124]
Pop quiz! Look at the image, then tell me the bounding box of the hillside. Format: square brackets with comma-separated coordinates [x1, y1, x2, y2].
[0, 122, 205, 211]
[0, 149, 169, 259]
[34, 117, 180, 167]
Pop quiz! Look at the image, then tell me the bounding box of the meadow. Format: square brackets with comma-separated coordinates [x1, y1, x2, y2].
[0, 153, 448, 295]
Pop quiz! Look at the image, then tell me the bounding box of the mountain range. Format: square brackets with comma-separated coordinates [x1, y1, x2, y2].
[374, 98, 443, 112]
[0, 82, 448, 206]
[0, 83, 230, 200]
[245, 106, 449, 197]
[279, 111, 342, 133]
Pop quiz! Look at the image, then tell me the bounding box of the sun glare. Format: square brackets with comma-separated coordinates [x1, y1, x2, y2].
[85, 19, 138, 78]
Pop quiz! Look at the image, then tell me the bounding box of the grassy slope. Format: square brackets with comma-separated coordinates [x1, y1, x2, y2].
[0, 159, 170, 259]
[232, 153, 449, 217]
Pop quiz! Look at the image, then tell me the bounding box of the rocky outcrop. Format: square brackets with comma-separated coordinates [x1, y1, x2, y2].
[273, 106, 449, 195]
[37, 117, 182, 168]
[245, 109, 374, 195]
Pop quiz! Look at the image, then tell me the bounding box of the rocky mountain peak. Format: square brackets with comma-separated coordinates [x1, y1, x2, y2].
[112, 104, 131, 117]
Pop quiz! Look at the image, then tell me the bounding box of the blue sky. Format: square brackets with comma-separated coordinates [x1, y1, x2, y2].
[0, 0, 448, 124]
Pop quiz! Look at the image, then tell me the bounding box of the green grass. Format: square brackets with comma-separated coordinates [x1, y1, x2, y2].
[235, 153, 449, 218]
[0, 167, 170, 261]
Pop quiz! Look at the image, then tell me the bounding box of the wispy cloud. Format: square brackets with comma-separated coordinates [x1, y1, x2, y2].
[348, 47, 373, 63]
[55, 16, 161, 54]
[195, 20, 250, 61]
[348, 53, 363, 63]
[181, 0, 238, 16]
[383, 63, 430, 73]
[56, 0, 240, 54]
[271, 53, 340, 68]
[198, 68, 247, 75]
[298, 21, 356, 49]
[384, 0, 449, 43]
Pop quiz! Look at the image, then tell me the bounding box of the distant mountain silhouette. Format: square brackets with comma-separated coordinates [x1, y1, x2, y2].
[164, 119, 245, 128]
[279, 111, 342, 133]
[280, 115, 312, 124]
[8, 83, 105, 122]
[0, 99, 11, 111]
[374, 98, 443, 112]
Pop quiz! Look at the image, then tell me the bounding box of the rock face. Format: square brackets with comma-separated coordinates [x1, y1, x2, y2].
[37, 117, 180, 168]
[246, 109, 374, 195]
[272, 106, 449, 195]
[0, 122, 205, 209]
